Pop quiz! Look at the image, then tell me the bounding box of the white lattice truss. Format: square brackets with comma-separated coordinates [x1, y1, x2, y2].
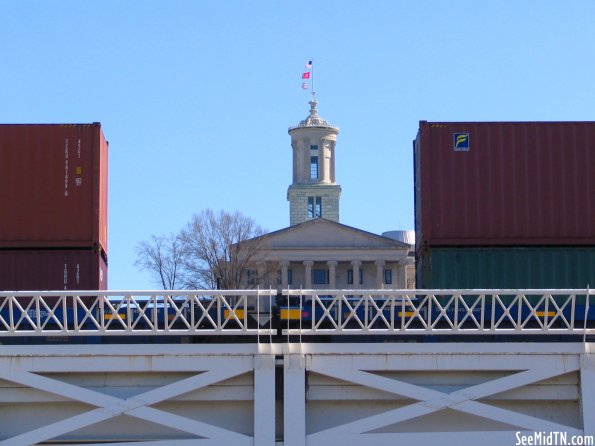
[0, 344, 594, 446]
[0, 289, 593, 336]
[284, 344, 595, 446]
[0, 290, 277, 336]
[0, 345, 276, 446]
[285, 288, 595, 335]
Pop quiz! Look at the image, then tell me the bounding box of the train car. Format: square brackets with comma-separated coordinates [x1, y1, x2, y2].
[0, 304, 99, 332]
[277, 290, 595, 331]
[102, 296, 193, 330]
[278, 293, 420, 329]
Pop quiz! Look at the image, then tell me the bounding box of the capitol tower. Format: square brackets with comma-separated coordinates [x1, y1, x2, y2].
[287, 95, 341, 226]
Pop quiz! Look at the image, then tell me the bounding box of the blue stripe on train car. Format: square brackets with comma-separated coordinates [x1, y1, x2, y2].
[0, 306, 99, 330]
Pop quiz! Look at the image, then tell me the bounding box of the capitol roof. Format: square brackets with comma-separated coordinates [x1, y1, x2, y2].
[288, 96, 338, 132]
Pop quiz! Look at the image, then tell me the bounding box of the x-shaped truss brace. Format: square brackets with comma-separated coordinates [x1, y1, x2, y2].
[0, 365, 252, 446]
[309, 361, 582, 440]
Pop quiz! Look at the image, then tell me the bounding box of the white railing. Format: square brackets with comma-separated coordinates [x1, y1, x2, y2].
[0, 289, 593, 337]
[0, 290, 276, 336]
[282, 289, 595, 336]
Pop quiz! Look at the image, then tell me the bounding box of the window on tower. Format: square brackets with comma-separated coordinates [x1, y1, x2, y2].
[308, 197, 322, 218]
[310, 156, 319, 179]
[310, 144, 318, 151]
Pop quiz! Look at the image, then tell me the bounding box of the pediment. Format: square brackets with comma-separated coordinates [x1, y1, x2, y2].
[259, 219, 409, 251]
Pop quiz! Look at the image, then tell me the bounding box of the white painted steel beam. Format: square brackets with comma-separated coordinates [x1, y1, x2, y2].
[309, 363, 582, 438]
[0, 343, 593, 445]
[0, 345, 262, 445]
[254, 353, 276, 446]
[581, 353, 595, 436]
[299, 343, 593, 445]
[307, 431, 532, 446]
[284, 353, 306, 446]
[0, 367, 253, 445]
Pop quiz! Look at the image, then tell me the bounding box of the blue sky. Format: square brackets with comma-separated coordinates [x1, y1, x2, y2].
[2, 1, 594, 290]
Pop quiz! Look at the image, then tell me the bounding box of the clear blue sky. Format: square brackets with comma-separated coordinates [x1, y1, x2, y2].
[2, 1, 594, 290]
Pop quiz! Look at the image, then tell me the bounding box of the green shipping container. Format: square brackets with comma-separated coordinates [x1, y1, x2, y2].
[417, 247, 595, 289]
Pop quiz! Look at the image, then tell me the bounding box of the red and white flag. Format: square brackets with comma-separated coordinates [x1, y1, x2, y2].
[305, 60, 312, 69]
[302, 72, 310, 79]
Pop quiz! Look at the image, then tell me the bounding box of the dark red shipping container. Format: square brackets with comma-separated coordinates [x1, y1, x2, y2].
[0, 249, 107, 291]
[0, 123, 108, 254]
[414, 121, 595, 249]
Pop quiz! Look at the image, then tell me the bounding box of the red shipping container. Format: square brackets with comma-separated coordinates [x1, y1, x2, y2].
[0, 123, 108, 254]
[414, 121, 595, 248]
[0, 249, 107, 291]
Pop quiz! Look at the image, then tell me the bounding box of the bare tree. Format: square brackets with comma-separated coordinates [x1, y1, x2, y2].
[135, 233, 186, 290]
[179, 209, 267, 289]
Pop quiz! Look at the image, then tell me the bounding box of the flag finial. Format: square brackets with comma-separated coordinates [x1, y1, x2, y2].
[309, 92, 318, 116]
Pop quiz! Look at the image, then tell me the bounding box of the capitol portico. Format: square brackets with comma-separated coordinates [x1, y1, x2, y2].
[248, 218, 412, 291]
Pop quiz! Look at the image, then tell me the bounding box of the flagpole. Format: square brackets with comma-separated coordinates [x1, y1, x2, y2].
[311, 59, 315, 101]
[301, 60, 314, 98]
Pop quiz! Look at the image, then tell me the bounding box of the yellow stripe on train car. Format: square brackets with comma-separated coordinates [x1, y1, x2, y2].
[104, 314, 126, 320]
[398, 311, 415, 317]
[280, 309, 302, 320]
[224, 309, 245, 319]
[536, 311, 556, 317]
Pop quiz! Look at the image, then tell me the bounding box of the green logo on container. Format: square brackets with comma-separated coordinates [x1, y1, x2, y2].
[454, 132, 469, 151]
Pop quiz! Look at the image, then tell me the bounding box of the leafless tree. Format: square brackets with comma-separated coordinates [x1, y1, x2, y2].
[135, 233, 186, 290]
[136, 209, 268, 290]
[179, 209, 267, 289]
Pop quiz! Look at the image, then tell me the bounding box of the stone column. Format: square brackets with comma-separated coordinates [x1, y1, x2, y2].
[292, 143, 298, 183]
[330, 141, 336, 183]
[303, 140, 311, 182]
[351, 260, 361, 289]
[327, 260, 337, 289]
[319, 139, 327, 183]
[280, 261, 290, 288]
[256, 262, 268, 311]
[303, 260, 313, 288]
[256, 262, 266, 285]
[375, 260, 386, 288]
[322, 139, 333, 184]
[296, 140, 304, 182]
[397, 261, 407, 289]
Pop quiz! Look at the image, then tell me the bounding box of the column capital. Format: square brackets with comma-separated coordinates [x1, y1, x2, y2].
[326, 260, 338, 267]
[280, 260, 290, 267]
[350, 260, 362, 267]
[303, 260, 314, 267]
[375, 260, 386, 267]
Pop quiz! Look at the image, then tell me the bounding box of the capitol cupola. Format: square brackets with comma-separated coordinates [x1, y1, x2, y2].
[287, 95, 341, 225]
